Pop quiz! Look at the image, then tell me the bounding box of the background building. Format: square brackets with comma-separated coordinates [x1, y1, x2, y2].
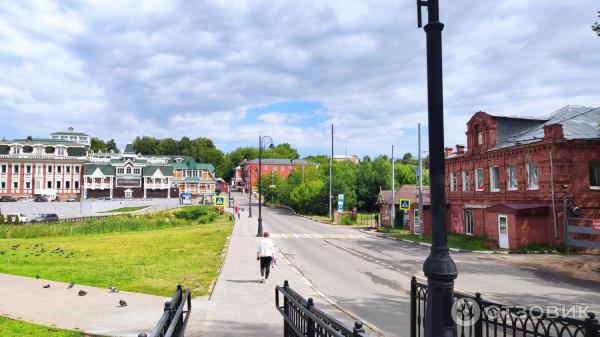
[0, 136, 89, 200]
[169, 156, 217, 204]
[237, 158, 313, 192]
[412, 105, 600, 249]
[50, 127, 91, 147]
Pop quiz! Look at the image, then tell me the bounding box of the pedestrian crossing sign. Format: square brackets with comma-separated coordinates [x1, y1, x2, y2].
[214, 196, 226, 207]
[399, 199, 410, 211]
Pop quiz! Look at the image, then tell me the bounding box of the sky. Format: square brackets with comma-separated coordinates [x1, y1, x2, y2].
[0, 1, 598, 158]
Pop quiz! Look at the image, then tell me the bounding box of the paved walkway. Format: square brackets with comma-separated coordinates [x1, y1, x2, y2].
[0, 273, 169, 336]
[188, 203, 336, 337]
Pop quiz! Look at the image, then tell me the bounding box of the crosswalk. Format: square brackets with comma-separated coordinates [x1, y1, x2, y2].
[269, 233, 368, 240]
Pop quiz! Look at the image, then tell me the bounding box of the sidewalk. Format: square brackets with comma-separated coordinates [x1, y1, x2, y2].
[0, 273, 169, 336]
[188, 205, 337, 337]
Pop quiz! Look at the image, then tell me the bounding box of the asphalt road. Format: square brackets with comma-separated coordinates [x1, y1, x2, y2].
[237, 196, 600, 337]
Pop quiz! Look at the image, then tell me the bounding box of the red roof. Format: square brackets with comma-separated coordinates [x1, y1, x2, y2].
[485, 203, 549, 216]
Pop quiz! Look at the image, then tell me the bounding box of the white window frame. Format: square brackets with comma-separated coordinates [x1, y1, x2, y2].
[13, 164, 19, 173]
[475, 168, 484, 191]
[65, 181, 71, 189]
[526, 162, 539, 190]
[134, 168, 141, 175]
[75, 166, 80, 174]
[413, 208, 420, 234]
[450, 172, 457, 192]
[489, 166, 500, 192]
[13, 181, 19, 190]
[464, 209, 473, 235]
[498, 214, 508, 235]
[1, 181, 6, 189]
[117, 168, 125, 174]
[47, 165, 53, 173]
[25, 181, 31, 190]
[589, 160, 600, 190]
[507, 164, 518, 191]
[1, 164, 6, 173]
[462, 170, 470, 192]
[47, 181, 52, 189]
[74, 181, 79, 189]
[25, 165, 32, 174]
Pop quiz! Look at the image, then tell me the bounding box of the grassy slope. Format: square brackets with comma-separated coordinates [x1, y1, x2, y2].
[0, 215, 232, 297]
[377, 227, 491, 251]
[99, 206, 150, 213]
[0, 316, 82, 337]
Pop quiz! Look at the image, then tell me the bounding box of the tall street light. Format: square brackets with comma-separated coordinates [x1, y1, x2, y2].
[417, 1, 458, 337]
[257, 135, 274, 237]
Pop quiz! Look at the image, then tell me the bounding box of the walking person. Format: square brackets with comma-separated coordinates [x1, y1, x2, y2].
[257, 232, 276, 283]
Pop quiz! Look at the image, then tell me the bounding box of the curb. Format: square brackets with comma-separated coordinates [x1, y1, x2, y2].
[208, 210, 235, 300]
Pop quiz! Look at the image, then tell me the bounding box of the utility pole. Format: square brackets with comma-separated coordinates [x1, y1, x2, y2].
[391, 145, 395, 228]
[417, 1, 458, 337]
[418, 123, 424, 239]
[329, 124, 333, 221]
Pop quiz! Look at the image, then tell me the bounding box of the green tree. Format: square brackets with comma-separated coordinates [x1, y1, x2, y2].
[401, 152, 416, 165]
[593, 11, 600, 36]
[266, 143, 299, 159]
[106, 139, 119, 153]
[159, 138, 179, 155]
[90, 137, 107, 153]
[133, 136, 161, 155]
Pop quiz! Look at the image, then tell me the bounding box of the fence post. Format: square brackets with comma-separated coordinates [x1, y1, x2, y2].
[283, 280, 291, 337]
[138, 334, 147, 337]
[353, 321, 366, 336]
[474, 293, 483, 337]
[176, 285, 184, 333]
[563, 194, 569, 254]
[584, 312, 599, 337]
[410, 276, 416, 337]
[305, 298, 316, 337]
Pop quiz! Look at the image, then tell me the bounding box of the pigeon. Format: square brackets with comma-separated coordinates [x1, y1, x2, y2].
[119, 300, 128, 307]
[67, 282, 75, 289]
[78, 290, 87, 296]
[35, 274, 39, 279]
[43, 284, 50, 288]
[109, 287, 119, 293]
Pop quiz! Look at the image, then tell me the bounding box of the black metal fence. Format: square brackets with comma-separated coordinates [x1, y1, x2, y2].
[411, 277, 600, 337]
[565, 217, 600, 250]
[139, 284, 192, 337]
[276, 280, 367, 337]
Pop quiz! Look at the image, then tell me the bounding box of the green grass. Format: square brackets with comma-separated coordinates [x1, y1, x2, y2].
[0, 316, 83, 337]
[377, 227, 493, 251]
[310, 215, 333, 223]
[99, 206, 150, 213]
[0, 208, 233, 297]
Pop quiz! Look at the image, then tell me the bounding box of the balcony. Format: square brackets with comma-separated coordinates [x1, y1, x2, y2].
[145, 183, 171, 190]
[84, 183, 112, 190]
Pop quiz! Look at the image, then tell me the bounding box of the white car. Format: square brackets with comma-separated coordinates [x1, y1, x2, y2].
[5, 213, 28, 223]
[18, 196, 33, 202]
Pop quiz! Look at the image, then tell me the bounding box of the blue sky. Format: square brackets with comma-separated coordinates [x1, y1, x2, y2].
[0, 1, 598, 158]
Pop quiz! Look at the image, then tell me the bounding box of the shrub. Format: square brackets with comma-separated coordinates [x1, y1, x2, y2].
[174, 206, 218, 222]
[340, 214, 355, 225]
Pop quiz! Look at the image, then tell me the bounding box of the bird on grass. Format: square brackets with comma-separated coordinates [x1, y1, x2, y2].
[78, 290, 87, 296]
[109, 287, 119, 293]
[67, 282, 75, 289]
[35, 274, 39, 279]
[43, 284, 50, 288]
[119, 300, 128, 307]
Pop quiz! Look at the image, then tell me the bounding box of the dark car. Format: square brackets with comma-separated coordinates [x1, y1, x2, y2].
[0, 196, 17, 202]
[34, 196, 49, 202]
[31, 213, 59, 223]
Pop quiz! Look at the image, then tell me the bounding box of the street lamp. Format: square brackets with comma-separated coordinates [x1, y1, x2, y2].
[417, 1, 458, 337]
[247, 163, 253, 218]
[257, 135, 274, 237]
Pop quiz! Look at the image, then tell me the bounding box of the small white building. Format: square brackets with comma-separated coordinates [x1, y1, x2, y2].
[50, 127, 91, 147]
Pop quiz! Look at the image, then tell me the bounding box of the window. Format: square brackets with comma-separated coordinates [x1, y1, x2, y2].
[1, 182, 5, 189]
[57, 147, 65, 156]
[26, 165, 31, 174]
[117, 168, 124, 174]
[13, 164, 19, 173]
[450, 172, 457, 192]
[35, 181, 41, 189]
[57, 165, 62, 173]
[134, 168, 141, 175]
[589, 160, 600, 189]
[464, 209, 473, 235]
[1, 164, 6, 173]
[527, 162, 538, 190]
[264, 165, 268, 171]
[36, 164, 42, 174]
[74, 181, 79, 189]
[25, 181, 31, 189]
[414, 209, 420, 234]
[47, 181, 52, 189]
[47, 165, 53, 173]
[13, 181, 18, 189]
[281, 165, 285, 172]
[65, 181, 70, 189]
[475, 168, 484, 191]
[477, 131, 484, 145]
[35, 147, 43, 154]
[508, 165, 518, 190]
[126, 167, 132, 174]
[490, 166, 500, 192]
[462, 171, 470, 192]
[66, 166, 70, 174]
[75, 166, 80, 174]
[56, 181, 61, 189]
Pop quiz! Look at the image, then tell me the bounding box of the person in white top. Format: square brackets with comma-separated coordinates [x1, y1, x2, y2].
[257, 232, 276, 283]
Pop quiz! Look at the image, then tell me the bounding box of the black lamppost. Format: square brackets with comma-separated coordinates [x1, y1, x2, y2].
[417, 1, 458, 337]
[257, 135, 274, 237]
[247, 163, 253, 218]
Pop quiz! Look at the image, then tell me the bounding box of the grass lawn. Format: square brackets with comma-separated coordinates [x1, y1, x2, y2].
[99, 205, 150, 213]
[310, 215, 333, 223]
[0, 209, 233, 297]
[376, 227, 492, 251]
[0, 316, 83, 337]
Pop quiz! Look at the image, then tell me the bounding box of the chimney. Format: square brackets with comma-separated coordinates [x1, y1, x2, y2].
[444, 147, 454, 158]
[456, 144, 465, 155]
[543, 124, 564, 141]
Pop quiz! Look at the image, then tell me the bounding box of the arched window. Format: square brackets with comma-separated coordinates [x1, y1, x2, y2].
[126, 167, 132, 174]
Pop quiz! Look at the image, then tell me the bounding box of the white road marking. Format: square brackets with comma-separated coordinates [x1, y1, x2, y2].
[269, 233, 368, 240]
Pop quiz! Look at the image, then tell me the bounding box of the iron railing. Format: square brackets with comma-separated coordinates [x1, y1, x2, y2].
[276, 280, 367, 337]
[139, 284, 192, 337]
[411, 277, 600, 337]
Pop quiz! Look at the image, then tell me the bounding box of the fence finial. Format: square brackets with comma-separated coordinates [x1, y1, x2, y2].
[138, 334, 147, 337]
[353, 321, 365, 335]
[283, 280, 289, 288]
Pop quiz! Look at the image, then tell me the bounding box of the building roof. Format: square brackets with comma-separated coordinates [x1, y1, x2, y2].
[50, 131, 89, 136]
[0, 138, 84, 146]
[143, 166, 173, 176]
[485, 203, 549, 216]
[123, 144, 136, 154]
[84, 164, 114, 175]
[378, 185, 430, 205]
[492, 105, 600, 150]
[246, 158, 312, 165]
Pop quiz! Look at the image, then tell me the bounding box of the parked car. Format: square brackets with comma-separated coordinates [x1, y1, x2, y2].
[96, 197, 113, 201]
[0, 196, 17, 202]
[34, 196, 49, 202]
[5, 213, 28, 223]
[18, 196, 33, 202]
[30, 213, 59, 223]
[66, 196, 77, 202]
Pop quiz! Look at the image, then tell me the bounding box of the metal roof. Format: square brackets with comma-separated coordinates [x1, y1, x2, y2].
[246, 158, 312, 165]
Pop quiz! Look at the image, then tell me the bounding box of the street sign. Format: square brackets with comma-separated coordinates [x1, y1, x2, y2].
[415, 167, 420, 177]
[269, 184, 276, 189]
[338, 194, 344, 202]
[214, 196, 226, 207]
[337, 202, 344, 213]
[593, 219, 600, 232]
[399, 198, 411, 211]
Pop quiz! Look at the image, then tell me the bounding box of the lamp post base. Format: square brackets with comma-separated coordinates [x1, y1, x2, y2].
[257, 218, 263, 237]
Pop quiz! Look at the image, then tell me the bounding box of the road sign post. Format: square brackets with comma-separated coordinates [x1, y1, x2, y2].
[214, 196, 227, 212]
[399, 199, 410, 211]
[337, 194, 344, 213]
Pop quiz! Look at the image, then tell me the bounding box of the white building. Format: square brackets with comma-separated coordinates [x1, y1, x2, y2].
[50, 127, 91, 147]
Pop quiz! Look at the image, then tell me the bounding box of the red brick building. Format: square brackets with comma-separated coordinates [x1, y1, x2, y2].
[410, 105, 600, 249]
[237, 159, 315, 192]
